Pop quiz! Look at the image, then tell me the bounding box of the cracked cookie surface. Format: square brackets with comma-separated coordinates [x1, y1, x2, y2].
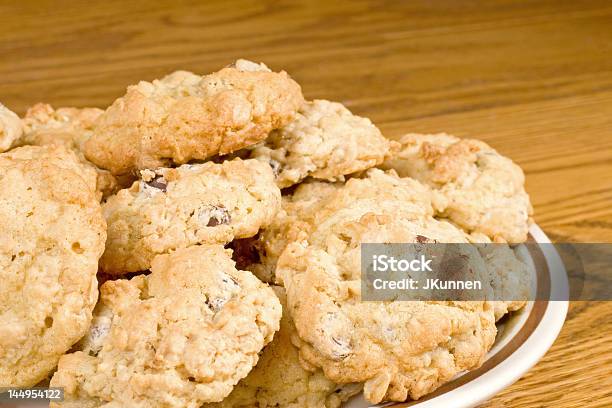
[84, 59, 304, 175]
[50, 245, 282, 408]
[100, 158, 281, 275]
[0, 102, 23, 152]
[0, 145, 106, 387]
[277, 213, 497, 404]
[250, 99, 397, 187]
[382, 133, 532, 242]
[206, 286, 361, 408]
[20, 103, 129, 200]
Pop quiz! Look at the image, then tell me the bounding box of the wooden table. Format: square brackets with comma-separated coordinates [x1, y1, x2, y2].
[1, 1, 611, 406]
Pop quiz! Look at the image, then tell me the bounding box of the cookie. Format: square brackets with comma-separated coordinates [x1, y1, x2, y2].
[478, 244, 531, 320]
[21, 103, 103, 147]
[250, 99, 398, 187]
[100, 158, 281, 275]
[0, 102, 23, 152]
[247, 169, 441, 283]
[244, 181, 338, 282]
[0, 145, 106, 387]
[50, 245, 282, 407]
[84, 59, 304, 175]
[20, 103, 132, 200]
[0, 144, 98, 190]
[206, 286, 362, 408]
[381, 133, 533, 242]
[277, 213, 497, 404]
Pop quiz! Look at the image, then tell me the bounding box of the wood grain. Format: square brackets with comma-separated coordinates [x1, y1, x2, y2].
[1, 1, 611, 406]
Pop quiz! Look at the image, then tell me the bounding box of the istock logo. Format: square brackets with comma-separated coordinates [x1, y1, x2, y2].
[371, 254, 433, 273]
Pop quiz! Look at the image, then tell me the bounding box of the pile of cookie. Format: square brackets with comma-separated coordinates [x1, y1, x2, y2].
[0, 59, 533, 407]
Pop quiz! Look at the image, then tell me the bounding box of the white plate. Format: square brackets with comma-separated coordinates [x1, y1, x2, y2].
[345, 224, 569, 408]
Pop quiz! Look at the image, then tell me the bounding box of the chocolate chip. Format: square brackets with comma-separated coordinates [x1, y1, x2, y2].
[269, 159, 282, 177]
[199, 205, 231, 227]
[207, 217, 224, 227]
[416, 235, 429, 243]
[205, 296, 229, 313]
[227, 235, 263, 270]
[145, 175, 167, 192]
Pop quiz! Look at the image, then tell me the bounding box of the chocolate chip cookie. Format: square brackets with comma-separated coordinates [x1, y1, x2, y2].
[478, 243, 531, 320]
[248, 168, 442, 283]
[0, 145, 106, 387]
[382, 133, 533, 243]
[100, 158, 281, 275]
[250, 99, 398, 187]
[20, 103, 131, 200]
[277, 213, 497, 404]
[206, 286, 362, 408]
[84, 59, 304, 175]
[50, 245, 282, 407]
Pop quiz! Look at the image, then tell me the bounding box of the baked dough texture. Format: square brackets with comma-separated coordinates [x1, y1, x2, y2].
[21, 103, 103, 147]
[0, 145, 106, 387]
[245, 181, 340, 283]
[206, 286, 362, 408]
[250, 99, 398, 187]
[276, 213, 497, 404]
[84, 59, 304, 175]
[478, 244, 531, 320]
[100, 158, 281, 275]
[248, 169, 445, 283]
[50, 245, 282, 408]
[20, 103, 129, 200]
[381, 133, 532, 243]
[0, 102, 23, 152]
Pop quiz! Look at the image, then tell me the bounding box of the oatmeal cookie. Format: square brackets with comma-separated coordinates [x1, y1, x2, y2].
[0, 102, 23, 152]
[206, 286, 361, 408]
[277, 213, 497, 404]
[248, 169, 441, 283]
[50, 245, 282, 407]
[84, 59, 304, 175]
[100, 158, 281, 275]
[381, 133, 532, 242]
[20, 103, 132, 199]
[244, 180, 339, 282]
[0, 145, 106, 387]
[478, 244, 531, 320]
[250, 100, 398, 187]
